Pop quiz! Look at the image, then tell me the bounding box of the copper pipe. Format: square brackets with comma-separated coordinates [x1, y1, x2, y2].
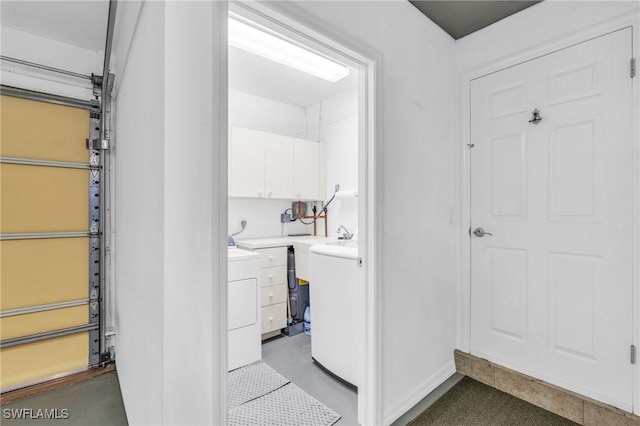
[295, 202, 329, 237]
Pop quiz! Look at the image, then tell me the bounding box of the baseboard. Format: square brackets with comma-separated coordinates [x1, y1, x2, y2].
[383, 360, 456, 426]
[0, 363, 117, 405]
[454, 350, 640, 426]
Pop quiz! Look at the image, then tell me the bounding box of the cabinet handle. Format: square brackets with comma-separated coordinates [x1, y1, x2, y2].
[268, 191, 272, 197]
[269, 256, 273, 260]
[269, 274, 274, 279]
[269, 293, 274, 298]
[269, 316, 274, 321]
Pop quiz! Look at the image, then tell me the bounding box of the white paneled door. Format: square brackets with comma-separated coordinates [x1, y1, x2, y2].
[470, 29, 634, 411]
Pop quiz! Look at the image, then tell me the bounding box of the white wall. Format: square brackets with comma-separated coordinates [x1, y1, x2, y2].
[306, 88, 359, 236]
[0, 26, 101, 100]
[230, 89, 307, 135]
[112, 2, 165, 424]
[113, 1, 227, 424]
[269, 2, 458, 424]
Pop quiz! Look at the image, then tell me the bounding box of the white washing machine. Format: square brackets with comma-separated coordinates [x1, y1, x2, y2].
[228, 247, 261, 371]
[308, 240, 361, 387]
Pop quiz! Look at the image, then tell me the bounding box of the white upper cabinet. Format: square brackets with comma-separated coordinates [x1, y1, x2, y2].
[229, 127, 265, 198]
[229, 126, 324, 201]
[293, 138, 321, 201]
[264, 134, 294, 199]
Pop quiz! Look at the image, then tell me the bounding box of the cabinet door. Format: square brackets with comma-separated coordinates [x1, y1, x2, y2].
[293, 138, 321, 200]
[264, 134, 293, 199]
[229, 127, 265, 198]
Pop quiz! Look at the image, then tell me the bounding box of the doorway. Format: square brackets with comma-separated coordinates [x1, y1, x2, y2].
[469, 28, 634, 411]
[225, 2, 377, 425]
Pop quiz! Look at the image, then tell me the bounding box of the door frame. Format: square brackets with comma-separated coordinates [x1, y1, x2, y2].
[223, 1, 382, 424]
[458, 16, 640, 413]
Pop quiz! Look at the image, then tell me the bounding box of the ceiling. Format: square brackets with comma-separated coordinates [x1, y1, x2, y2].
[410, 1, 541, 40]
[0, 0, 541, 106]
[229, 46, 358, 108]
[1, 0, 355, 108]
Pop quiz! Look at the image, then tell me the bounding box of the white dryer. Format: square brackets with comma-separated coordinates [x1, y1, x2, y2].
[228, 247, 261, 371]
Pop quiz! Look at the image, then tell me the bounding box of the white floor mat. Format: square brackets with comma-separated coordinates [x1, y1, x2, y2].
[228, 360, 290, 409]
[229, 382, 341, 426]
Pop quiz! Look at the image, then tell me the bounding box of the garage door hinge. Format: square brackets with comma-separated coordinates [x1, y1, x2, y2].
[631, 58, 636, 78]
[86, 138, 110, 150]
[631, 345, 636, 364]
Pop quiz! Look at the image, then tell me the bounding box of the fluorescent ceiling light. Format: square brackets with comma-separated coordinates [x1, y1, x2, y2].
[228, 15, 350, 83]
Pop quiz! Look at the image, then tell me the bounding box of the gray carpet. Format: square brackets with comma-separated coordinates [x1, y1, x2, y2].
[407, 377, 578, 426]
[228, 360, 341, 426]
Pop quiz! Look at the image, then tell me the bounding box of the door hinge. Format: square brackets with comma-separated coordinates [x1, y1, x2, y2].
[358, 257, 363, 267]
[631, 58, 636, 78]
[86, 138, 110, 150]
[467, 143, 475, 148]
[631, 345, 636, 364]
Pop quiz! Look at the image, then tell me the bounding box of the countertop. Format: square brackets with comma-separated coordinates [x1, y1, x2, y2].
[234, 235, 339, 250]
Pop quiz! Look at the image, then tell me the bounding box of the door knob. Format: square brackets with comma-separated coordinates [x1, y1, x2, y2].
[473, 227, 493, 237]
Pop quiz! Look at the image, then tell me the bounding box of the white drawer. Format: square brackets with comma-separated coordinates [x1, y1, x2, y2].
[261, 284, 288, 307]
[261, 265, 287, 287]
[256, 247, 287, 268]
[261, 303, 286, 334]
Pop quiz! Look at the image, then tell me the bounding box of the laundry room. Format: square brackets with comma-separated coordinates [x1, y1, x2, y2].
[225, 9, 362, 424]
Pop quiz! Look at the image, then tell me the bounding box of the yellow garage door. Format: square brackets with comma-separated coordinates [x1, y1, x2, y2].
[0, 91, 102, 391]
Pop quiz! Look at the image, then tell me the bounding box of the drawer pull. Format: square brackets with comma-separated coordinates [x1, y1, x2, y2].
[269, 274, 274, 279]
[269, 256, 274, 260]
[269, 293, 274, 298]
[269, 316, 274, 321]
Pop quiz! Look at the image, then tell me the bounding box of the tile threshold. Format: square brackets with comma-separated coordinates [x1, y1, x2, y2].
[454, 350, 640, 426]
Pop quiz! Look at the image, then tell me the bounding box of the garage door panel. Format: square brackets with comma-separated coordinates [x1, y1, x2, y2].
[0, 95, 89, 163]
[0, 91, 98, 391]
[0, 238, 88, 310]
[0, 164, 89, 233]
[0, 334, 88, 390]
[0, 306, 89, 340]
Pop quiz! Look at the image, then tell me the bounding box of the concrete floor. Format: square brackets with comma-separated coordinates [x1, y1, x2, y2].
[1, 335, 458, 426]
[1, 333, 357, 426]
[1, 372, 128, 426]
[262, 332, 359, 426]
